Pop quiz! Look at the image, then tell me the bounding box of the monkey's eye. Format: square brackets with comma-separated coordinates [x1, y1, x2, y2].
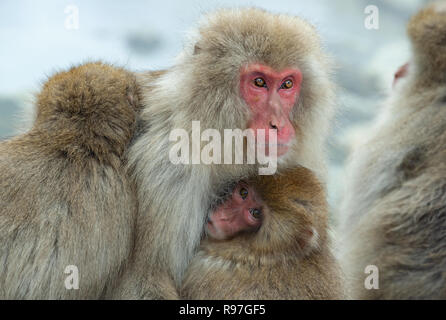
[254, 77, 266, 88]
[249, 208, 262, 219]
[281, 79, 293, 89]
[239, 187, 248, 200]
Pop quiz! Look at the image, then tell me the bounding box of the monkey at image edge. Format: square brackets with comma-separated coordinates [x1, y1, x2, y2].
[339, 2, 446, 299]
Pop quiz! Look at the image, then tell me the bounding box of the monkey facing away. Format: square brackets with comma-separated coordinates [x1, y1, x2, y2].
[0, 63, 140, 298]
[339, 2, 446, 299]
[181, 166, 345, 299]
[114, 8, 336, 298]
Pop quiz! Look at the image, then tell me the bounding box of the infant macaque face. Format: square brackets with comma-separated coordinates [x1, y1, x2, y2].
[206, 182, 263, 240]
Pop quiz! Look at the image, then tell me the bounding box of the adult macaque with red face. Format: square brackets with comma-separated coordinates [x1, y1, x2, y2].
[240, 63, 302, 156]
[114, 8, 336, 299]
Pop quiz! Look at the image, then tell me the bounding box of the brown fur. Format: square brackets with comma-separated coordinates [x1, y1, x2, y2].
[113, 8, 336, 299]
[407, 2, 446, 86]
[181, 167, 345, 299]
[0, 62, 139, 299]
[0, 8, 336, 299]
[339, 2, 446, 299]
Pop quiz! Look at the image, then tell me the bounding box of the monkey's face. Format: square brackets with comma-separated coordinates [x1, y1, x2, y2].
[205, 171, 322, 255]
[206, 181, 263, 241]
[180, 7, 333, 172]
[240, 63, 302, 157]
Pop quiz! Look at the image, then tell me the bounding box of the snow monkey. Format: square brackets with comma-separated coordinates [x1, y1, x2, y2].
[114, 8, 336, 299]
[181, 166, 346, 299]
[0, 63, 140, 299]
[0, 8, 336, 299]
[339, 2, 446, 299]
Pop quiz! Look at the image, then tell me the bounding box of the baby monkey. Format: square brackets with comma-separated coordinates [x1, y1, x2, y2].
[181, 167, 345, 299]
[205, 181, 263, 241]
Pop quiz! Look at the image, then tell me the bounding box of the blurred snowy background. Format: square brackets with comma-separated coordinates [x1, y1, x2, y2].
[0, 0, 430, 210]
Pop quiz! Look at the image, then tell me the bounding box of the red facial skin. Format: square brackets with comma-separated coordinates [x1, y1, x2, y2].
[393, 62, 409, 88]
[206, 182, 263, 240]
[240, 63, 302, 157]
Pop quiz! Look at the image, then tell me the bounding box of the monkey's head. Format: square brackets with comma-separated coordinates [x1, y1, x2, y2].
[405, 2, 446, 86]
[206, 167, 328, 256]
[169, 8, 335, 172]
[35, 62, 140, 164]
[251, 167, 328, 255]
[206, 180, 264, 241]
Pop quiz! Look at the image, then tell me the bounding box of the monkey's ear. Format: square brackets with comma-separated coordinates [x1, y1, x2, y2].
[193, 43, 202, 55]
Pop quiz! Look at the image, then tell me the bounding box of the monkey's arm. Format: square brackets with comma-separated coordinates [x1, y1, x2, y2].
[0, 62, 139, 299]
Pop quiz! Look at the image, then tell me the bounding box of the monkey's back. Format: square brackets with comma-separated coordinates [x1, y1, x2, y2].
[340, 96, 446, 299]
[0, 62, 139, 299]
[340, 3, 446, 299]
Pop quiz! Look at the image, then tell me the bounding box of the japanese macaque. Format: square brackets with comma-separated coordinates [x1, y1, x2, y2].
[339, 2, 446, 299]
[0, 63, 139, 299]
[114, 8, 335, 299]
[205, 181, 264, 241]
[181, 167, 345, 299]
[0, 8, 336, 299]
